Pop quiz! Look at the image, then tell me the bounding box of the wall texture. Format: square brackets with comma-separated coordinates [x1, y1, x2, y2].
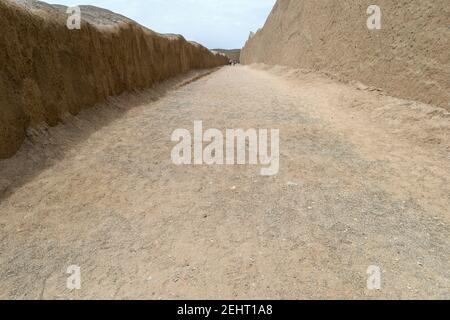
[0, 0, 228, 158]
[241, 0, 449, 109]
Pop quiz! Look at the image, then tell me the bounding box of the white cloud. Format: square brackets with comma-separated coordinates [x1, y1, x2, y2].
[51, 0, 276, 48]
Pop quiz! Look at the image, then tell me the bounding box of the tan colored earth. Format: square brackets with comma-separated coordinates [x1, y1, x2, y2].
[1, 65, 449, 299]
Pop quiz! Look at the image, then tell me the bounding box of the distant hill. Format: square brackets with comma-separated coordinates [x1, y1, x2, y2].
[212, 49, 241, 61]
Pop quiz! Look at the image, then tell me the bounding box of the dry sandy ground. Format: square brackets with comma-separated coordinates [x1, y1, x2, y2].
[0, 66, 449, 299]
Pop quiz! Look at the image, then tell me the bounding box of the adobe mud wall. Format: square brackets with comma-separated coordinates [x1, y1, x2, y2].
[0, 0, 228, 158]
[241, 0, 450, 109]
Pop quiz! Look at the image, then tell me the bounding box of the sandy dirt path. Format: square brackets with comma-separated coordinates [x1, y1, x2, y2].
[0, 66, 449, 299]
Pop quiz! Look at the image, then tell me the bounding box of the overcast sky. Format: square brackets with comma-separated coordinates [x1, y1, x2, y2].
[53, 0, 276, 49]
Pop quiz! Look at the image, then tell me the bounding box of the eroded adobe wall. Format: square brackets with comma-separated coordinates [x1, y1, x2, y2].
[241, 0, 450, 109]
[0, 0, 228, 158]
